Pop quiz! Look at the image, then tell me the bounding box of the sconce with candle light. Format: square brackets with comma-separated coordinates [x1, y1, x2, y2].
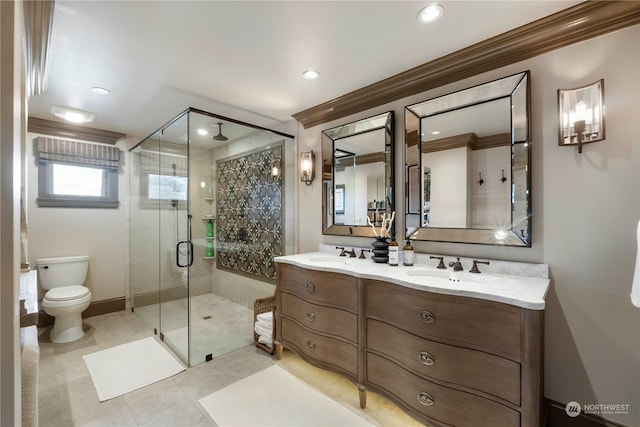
[270, 158, 281, 180]
[300, 151, 315, 186]
[558, 79, 605, 153]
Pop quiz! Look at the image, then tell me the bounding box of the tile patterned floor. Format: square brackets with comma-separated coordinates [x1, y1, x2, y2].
[133, 293, 255, 366]
[37, 305, 423, 427]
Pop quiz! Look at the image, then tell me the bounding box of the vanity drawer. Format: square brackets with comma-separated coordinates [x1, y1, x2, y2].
[367, 319, 520, 405]
[366, 353, 520, 427]
[280, 317, 358, 376]
[281, 293, 358, 343]
[365, 280, 522, 360]
[278, 264, 358, 312]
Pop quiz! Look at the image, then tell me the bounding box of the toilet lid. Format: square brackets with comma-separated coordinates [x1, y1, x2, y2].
[45, 286, 90, 301]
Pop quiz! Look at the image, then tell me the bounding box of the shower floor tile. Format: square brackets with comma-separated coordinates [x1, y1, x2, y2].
[134, 293, 254, 366]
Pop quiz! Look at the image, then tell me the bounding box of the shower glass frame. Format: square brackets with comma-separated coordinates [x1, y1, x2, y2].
[129, 107, 295, 367]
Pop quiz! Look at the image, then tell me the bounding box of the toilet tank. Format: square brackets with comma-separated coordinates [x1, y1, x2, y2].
[36, 256, 89, 290]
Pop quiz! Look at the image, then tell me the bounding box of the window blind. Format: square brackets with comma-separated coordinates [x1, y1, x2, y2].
[36, 137, 121, 170]
[139, 150, 188, 177]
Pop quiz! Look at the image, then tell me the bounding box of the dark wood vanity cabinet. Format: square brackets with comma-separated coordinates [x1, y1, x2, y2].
[364, 279, 543, 427]
[275, 264, 543, 427]
[275, 263, 362, 383]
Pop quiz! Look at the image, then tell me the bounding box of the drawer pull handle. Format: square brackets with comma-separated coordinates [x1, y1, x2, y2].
[419, 351, 435, 366]
[305, 282, 315, 293]
[418, 310, 435, 323]
[306, 312, 315, 322]
[418, 392, 434, 406]
[306, 340, 316, 351]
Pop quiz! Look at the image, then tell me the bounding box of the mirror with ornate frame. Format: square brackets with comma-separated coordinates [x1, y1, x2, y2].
[322, 111, 394, 237]
[405, 71, 531, 246]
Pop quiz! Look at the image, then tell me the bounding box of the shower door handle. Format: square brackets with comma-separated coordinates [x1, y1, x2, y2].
[176, 240, 193, 268]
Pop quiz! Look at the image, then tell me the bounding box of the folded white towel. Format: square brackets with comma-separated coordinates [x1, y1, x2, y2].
[632, 220, 640, 308]
[257, 311, 273, 323]
[257, 318, 272, 328]
[254, 322, 272, 338]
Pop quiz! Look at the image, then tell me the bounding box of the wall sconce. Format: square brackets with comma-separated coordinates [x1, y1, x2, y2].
[558, 79, 605, 153]
[300, 151, 315, 186]
[270, 159, 281, 180]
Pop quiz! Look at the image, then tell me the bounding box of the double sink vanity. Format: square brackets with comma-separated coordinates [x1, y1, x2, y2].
[274, 251, 549, 427]
[276, 70, 546, 426]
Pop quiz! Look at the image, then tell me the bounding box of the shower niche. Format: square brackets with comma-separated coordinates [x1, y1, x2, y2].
[129, 108, 294, 366]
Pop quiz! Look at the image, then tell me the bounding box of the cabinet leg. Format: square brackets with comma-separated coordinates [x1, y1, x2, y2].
[358, 386, 367, 409]
[275, 344, 283, 360]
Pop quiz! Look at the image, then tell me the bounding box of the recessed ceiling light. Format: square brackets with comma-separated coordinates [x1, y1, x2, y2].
[51, 106, 96, 123]
[418, 4, 444, 23]
[91, 86, 110, 95]
[197, 128, 208, 136]
[431, 130, 441, 135]
[302, 69, 320, 80]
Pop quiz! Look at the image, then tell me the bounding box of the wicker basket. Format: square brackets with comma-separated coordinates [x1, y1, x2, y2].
[253, 296, 276, 355]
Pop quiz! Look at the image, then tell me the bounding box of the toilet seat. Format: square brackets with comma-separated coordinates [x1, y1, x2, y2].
[44, 285, 90, 302]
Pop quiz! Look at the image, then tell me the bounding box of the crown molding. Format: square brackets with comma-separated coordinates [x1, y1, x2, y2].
[293, 1, 640, 129]
[27, 117, 125, 145]
[23, 1, 54, 96]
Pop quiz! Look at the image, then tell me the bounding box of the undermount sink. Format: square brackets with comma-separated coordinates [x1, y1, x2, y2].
[308, 256, 354, 263]
[405, 269, 452, 280]
[405, 269, 515, 286]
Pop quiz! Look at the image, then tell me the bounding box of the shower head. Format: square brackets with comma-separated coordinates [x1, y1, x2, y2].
[212, 122, 228, 142]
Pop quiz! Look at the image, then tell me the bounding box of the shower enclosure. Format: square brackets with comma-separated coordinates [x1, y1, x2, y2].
[129, 108, 294, 366]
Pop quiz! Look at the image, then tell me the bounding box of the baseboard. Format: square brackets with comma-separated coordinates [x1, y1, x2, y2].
[546, 399, 630, 427]
[83, 297, 125, 318]
[38, 297, 126, 327]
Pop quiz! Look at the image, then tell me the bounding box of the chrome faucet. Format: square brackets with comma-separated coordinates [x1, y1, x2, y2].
[449, 257, 463, 271]
[469, 260, 490, 273]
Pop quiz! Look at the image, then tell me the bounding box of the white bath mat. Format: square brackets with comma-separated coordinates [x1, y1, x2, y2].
[199, 365, 373, 427]
[83, 336, 185, 401]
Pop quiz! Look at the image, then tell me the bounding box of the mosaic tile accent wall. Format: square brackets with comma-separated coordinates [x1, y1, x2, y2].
[216, 144, 283, 282]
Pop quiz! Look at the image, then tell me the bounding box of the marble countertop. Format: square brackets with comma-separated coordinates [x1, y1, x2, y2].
[275, 252, 550, 310]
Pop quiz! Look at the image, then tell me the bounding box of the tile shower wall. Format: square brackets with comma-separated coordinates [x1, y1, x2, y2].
[216, 144, 284, 281]
[209, 129, 295, 309]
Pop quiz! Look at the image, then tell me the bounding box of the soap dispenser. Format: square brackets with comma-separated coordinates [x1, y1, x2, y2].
[403, 239, 414, 266]
[388, 238, 399, 266]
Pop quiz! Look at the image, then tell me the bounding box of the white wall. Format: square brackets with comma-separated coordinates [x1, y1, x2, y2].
[26, 133, 129, 303]
[470, 145, 511, 228]
[296, 25, 640, 425]
[425, 146, 470, 227]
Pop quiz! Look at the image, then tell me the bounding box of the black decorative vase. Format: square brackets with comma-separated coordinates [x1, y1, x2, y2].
[371, 237, 389, 263]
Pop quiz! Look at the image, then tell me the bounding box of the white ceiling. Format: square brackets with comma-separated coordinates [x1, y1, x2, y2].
[27, 0, 581, 139]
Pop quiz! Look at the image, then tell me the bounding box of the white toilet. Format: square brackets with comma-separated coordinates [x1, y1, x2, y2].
[37, 255, 92, 343]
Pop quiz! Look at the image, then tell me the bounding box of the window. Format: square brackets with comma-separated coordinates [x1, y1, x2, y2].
[138, 149, 189, 205]
[147, 173, 188, 201]
[36, 137, 120, 208]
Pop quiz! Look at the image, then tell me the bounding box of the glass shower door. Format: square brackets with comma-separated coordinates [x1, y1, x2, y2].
[130, 133, 161, 335]
[157, 114, 190, 365]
